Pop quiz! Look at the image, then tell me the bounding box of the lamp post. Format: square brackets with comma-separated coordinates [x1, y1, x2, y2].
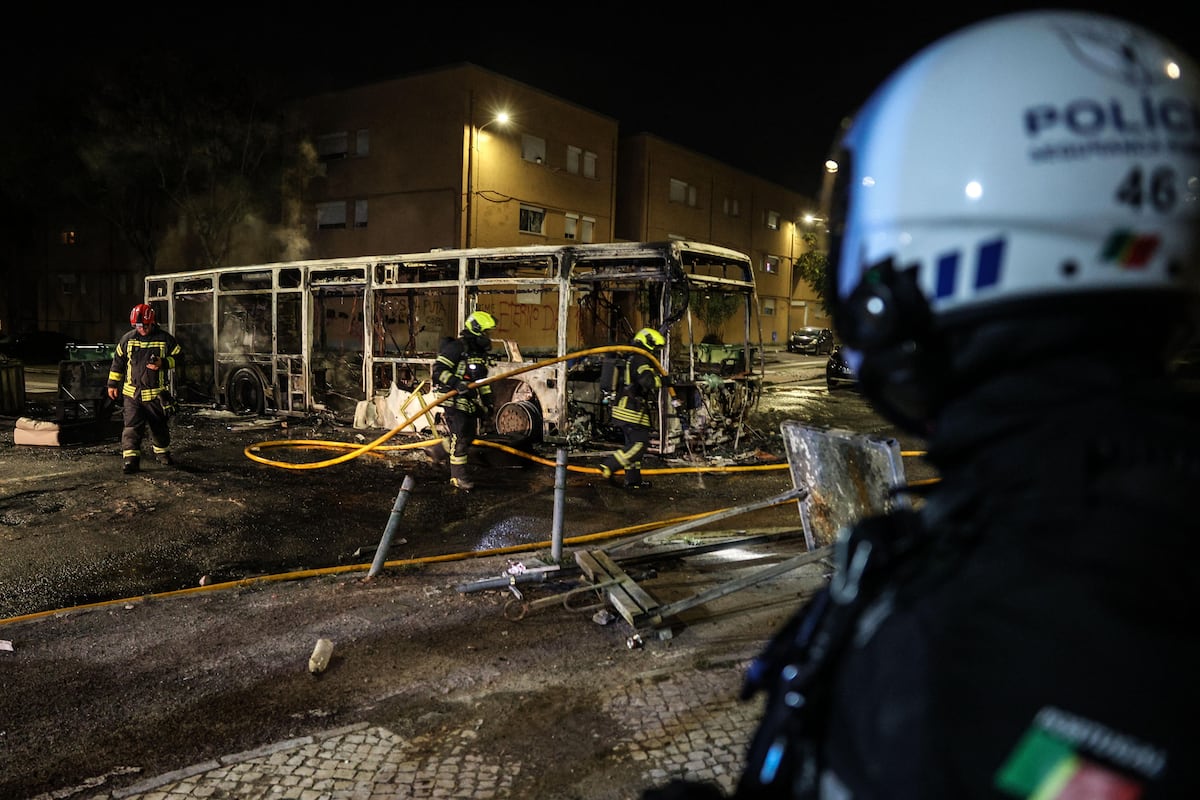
[465, 110, 509, 248]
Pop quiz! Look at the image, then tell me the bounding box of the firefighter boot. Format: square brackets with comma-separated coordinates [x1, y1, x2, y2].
[123, 457, 141, 475]
[624, 467, 650, 490]
[450, 464, 474, 491]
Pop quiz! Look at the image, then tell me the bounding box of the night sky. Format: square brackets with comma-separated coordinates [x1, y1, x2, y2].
[15, 3, 1198, 198]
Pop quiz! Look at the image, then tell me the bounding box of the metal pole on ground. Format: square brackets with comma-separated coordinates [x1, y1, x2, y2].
[369, 475, 416, 577]
[551, 447, 567, 562]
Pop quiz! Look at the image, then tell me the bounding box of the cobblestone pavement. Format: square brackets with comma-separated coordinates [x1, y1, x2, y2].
[64, 660, 763, 800]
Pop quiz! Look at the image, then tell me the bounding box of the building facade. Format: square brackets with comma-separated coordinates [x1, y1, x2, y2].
[8, 63, 828, 355]
[292, 63, 619, 257]
[295, 63, 827, 348]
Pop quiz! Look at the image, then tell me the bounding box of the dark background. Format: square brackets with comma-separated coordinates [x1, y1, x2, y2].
[12, 3, 1197, 196]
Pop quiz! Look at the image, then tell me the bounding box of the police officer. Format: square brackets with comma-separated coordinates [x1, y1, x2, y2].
[599, 327, 665, 490]
[107, 303, 183, 474]
[434, 310, 497, 491]
[647, 9, 1200, 799]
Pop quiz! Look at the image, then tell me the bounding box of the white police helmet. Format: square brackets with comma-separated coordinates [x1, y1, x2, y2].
[827, 9, 1200, 356]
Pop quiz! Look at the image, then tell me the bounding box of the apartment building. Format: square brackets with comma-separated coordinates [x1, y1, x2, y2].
[10, 63, 827, 351]
[296, 63, 827, 346]
[292, 63, 618, 256]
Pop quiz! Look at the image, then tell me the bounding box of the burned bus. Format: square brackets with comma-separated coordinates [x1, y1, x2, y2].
[145, 240, 763, 457]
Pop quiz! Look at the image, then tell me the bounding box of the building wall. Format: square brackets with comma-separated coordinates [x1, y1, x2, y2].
[23, 207, 142, 347]
[18, 63, 829, 354]
[294, 64, 618, 259]
[614, 134, 828, 346]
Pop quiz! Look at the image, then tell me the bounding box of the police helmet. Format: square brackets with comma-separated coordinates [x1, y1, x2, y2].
[633, 328, 666, 350]
[824, 10, 1200, 429]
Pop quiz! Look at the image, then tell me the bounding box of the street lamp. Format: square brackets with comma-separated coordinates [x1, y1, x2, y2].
[465, 110, 510, 248]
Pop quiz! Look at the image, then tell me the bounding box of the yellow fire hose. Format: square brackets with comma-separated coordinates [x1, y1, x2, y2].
[243, 344, 930, 481]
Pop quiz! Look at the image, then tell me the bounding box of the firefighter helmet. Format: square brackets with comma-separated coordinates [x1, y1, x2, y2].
[130, 303, 156, 328]
[465, 310, 497, 336]
[633, 328, 666, 350]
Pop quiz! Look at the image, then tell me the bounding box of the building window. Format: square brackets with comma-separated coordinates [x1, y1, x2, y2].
[60, 229, 77, 245]
[59, 274, 78, 295]
[762, 297, 776, 316]
[354, 200, 368, 229]
[566, 146, 598, 178]
[723, 197, 740, 217]
[581, 216, 595, 243]
[763, 255, 780, 274]
[766, 210, 781, 231]
[519, 205, 546, 235]
[355, 129, 370, 157]
[564, 213, 578, 240]
[317, 201, 347, 230]
[316, 132, 349, 161]
[670, 178, 697, 207]
[522, 134, 546, 165]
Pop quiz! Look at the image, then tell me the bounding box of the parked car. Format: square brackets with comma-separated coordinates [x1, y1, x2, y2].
[825, 345, 858, 392]
[787, 326, 835, 355]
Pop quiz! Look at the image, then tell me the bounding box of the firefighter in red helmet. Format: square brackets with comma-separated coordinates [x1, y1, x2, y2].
[107, 303, 183, 474]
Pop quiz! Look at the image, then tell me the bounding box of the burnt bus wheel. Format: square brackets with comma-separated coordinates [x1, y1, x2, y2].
[226, 367, 265, 416]
[493, 399, 543, 445]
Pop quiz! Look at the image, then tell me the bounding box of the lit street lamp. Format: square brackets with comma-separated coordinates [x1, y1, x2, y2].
[465, 110, 510, 248]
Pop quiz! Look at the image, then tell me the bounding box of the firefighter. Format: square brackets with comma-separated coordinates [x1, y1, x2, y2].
[646, 9, 1200, 800]
[433, 310, 497, 491]
[598, 327, 665, 490]
[107, 303, 183, 474]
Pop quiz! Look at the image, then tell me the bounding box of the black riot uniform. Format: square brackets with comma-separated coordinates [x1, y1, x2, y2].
[645, 9, 1200, 800]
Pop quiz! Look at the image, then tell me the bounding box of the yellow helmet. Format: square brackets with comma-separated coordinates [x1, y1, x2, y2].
[633, 328, 665, 350]
[465, 310, 497, 336]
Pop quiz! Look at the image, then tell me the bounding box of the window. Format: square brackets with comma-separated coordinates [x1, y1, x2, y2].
[317, 201, 347, 229]
[723, 197, 740, 217]
[564, 213, 578, 240]
[567, 146, 580, 175]
[522, 134, 547, 165]
[763, 255, 780, 274]
[519, 205, 546, 235]
[316, 132, 349, 161]
[583, 150, 596, 178]
[766, 210, 781, 231]
[355, 129, 370, 157]
[670, 178, 698, 207]
[354, 200, 368, 229]
[581, 216, 595, 244]
[762, 298, 776, 316]
[60, 229, 77, 245]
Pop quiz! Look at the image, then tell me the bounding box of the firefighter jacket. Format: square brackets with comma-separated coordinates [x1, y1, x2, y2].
[107, 326, 182, 401]
[610, 350, 661, 428]
[436, 333, 493, 415]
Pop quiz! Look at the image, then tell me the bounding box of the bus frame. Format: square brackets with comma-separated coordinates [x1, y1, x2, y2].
[145, 240, 764, 457]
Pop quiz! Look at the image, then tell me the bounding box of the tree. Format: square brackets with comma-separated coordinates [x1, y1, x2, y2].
[75, 50, 317, 271]
[793, 230, 831, 317]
